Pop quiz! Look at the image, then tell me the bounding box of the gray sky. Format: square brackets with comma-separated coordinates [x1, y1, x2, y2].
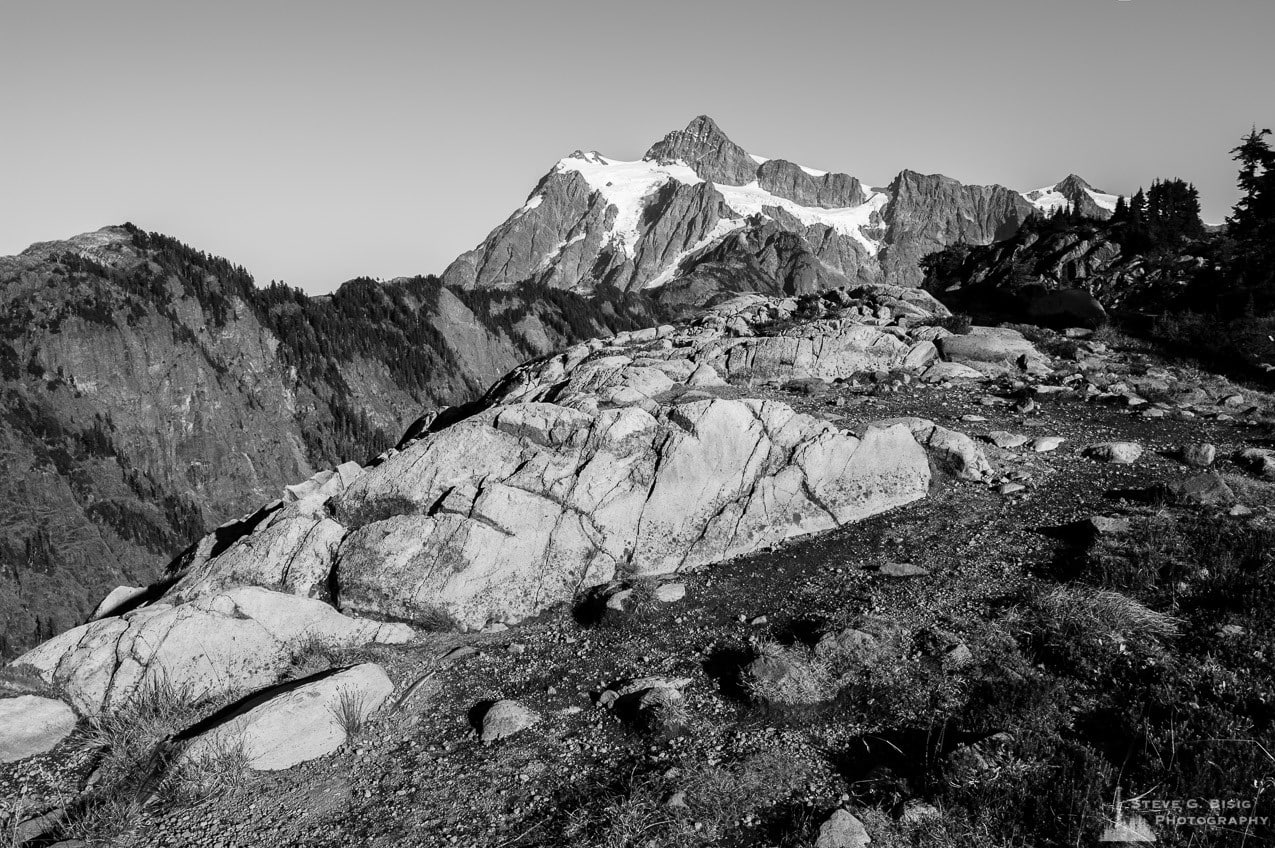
[2, 0, 1270, 293]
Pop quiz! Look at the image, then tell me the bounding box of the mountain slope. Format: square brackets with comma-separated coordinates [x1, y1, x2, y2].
[442, 116, 1114, 298]
[0, 226, 656, 657]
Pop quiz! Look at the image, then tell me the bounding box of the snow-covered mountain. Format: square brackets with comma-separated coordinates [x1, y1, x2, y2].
[1023, 174, 1122, 219]
[443, 116, 1119, 299]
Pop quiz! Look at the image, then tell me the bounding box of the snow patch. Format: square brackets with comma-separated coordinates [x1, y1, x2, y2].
[749, 153, 769, 165]
[1084, 187, 1120, 213]
[555, 155, 704, 257]
[514, 194, 544, 217]
[714, 181, 888, 254]
[799, 164, 828, 177]
[1023, 185, 1071, 215]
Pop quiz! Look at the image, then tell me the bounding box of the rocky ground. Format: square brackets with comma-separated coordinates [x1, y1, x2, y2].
[4, 299, 1275, 847]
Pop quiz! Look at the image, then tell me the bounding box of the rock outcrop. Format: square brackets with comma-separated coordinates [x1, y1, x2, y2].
[12, 587, 411, 714]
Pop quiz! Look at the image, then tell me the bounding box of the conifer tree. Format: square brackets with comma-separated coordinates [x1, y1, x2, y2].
[1228, 127, 1275, 286]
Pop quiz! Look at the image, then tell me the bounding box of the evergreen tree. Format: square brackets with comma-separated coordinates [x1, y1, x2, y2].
[1146, 178, 1204, 244]
[1228, 127, 1275, 286]
[1111, 194, 1128, 223]
[1129, 188, 1147, 223]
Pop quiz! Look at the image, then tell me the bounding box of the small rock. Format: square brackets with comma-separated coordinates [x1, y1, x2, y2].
[943, 643, 974, 669]
[480, 700, 540, 743]
[443, 645, 478, 662]
[1235, 448, 1275, 479]
[749, 615, 769, 626]
[1083, 442, 1143, 464]
[960, 414, 988, 422]
[997, 482, 1026, 495]
[604, 588, 635, 612]
[815, 808, 871, 848]
[1164, 472, 1236, 507]
[1086, 515, 1132, 535]
[879, 562, 930, 578]
[1178, 443, 1217, 468]
[899, 799, 942, 824]
[1220, 393, 1245, 408]
[987, 431, 1029, 449]
[784, 377, 829, 396]
[1229, 504, 1254, 517]
[1031, 436, 1064, 453]
[1219, 624, 1246, 637]
[653, 583, 686, 603]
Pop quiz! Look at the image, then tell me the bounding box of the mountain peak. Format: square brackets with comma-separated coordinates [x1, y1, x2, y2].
[643, 116, 757, 185]
[1056, 173, 1096, 193]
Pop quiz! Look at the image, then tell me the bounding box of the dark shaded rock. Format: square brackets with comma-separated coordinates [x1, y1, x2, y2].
[1164, 472, 1236, 507]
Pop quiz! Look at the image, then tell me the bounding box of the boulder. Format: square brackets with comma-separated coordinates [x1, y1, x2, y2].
[919, 361, 987, 382]
[815, 809, 871, 848]
[874, 417, 993, 481]
[937, 328, 1041, 366]
[12, 587, 411, 715]
[1083, 442, 1144, 464]
[89, 585, 148, 621]
[1022, 287, 1108, 329]
[901, 340, 939, 371]
[0, 695, 77, 762]
[180, 663, 394, 771]
[480, 699, 540, 742]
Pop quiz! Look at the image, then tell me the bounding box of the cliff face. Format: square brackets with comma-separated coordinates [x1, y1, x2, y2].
[879, 170, 1037, 288]
[442, 116, 1097, 301]
[0, 226, 656, 657]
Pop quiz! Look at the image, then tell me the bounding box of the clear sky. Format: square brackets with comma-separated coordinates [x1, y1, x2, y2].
[2, 0, 1271, 293]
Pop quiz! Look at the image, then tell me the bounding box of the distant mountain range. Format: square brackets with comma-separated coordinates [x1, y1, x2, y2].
[443, 115, 1119, 303]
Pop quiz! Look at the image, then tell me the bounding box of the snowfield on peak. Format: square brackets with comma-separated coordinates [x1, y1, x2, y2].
[550, 152, 885, 269]
[555, 154, 704, 257]
[1023, 183, 1121, 215]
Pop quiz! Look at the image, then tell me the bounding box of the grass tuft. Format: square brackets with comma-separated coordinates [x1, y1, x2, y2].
[329, 687, 370, 738]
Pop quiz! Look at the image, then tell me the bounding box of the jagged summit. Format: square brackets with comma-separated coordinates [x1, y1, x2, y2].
[1024, 174, 1121, 218]
[643, 115, 758, 185]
